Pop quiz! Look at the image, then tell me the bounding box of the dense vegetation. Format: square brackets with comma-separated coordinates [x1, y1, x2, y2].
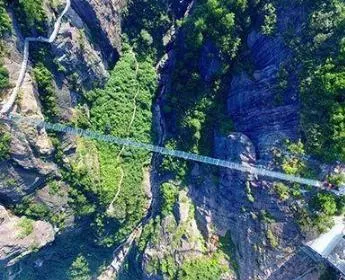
[13, 0, 47, 35]
[65, 46, 157, 246]
[33, 63, 58, 120]
[178, 255, 227, 280]
[123, 0, 173, 57]
[17, 217, 34, 238]
[299, 0, 345, 162]
[160, 182, 179, 217]
[274, 140, 344, 233]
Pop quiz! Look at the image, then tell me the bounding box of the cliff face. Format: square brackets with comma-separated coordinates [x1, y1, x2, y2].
[228, 30, 299, 159]
[0, 0, 125, 267]
[188, 3, 323, 280]
[70, 0, 124, 68]
[228, 4, 305, 159]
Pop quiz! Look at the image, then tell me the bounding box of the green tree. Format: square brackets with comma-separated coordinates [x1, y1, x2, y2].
[69, 255, 91, 280]
[261, 3, 277, 35]
[178, 255, 226, 280]
[16, 0, 47, 34]
[0, 65, 10, 89]
[0, 127, 11, 160]
[17, 217, 34, 238]
[313, 193, 337, 216]
[161, 182, 178, 217]
[33, 63, 58, 119]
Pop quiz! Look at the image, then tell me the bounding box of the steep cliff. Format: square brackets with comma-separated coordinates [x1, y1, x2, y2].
[0, 0, 125, 268]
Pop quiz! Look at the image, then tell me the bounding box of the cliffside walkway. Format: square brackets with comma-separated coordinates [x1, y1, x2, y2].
[0, 0, 71, 114]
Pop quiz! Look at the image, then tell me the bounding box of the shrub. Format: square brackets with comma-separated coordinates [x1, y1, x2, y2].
[261, 3, 277, 35]
[161, 182, 179, 217]
[178, 255, 227, 280]
[69, 255, 91, 280]
[15, 0, 47, 35]
[274, 182, 290, 201]
[266, 228, 278, 248]
[245, 181, 255, 203]
[17, 216, 34, 238]
[0, 65, 10, 90]
[0, 127, 10, 160]
[328, 173, 345, 186]
[33, 63, 58, 119]
[312, 192, 337, 216]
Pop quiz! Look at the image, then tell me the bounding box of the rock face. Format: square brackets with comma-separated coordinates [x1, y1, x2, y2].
[0, 24, 58, 203]
[70, 0, 124, 68]
[190, 133, 319, 280]
[0, 205, 55, 267]
[228, 5, 305, 158]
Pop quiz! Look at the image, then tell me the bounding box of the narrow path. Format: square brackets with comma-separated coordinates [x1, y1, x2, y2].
[107, 51, 139, 214]
[0, 0, 71, 114]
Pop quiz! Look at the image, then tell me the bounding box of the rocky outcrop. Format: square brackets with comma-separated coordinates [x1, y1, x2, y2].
[52, 9, 109, 90]
[70, 0, 125, 68]
[0, 205, 55, 267]
[142, 190, 208, 279]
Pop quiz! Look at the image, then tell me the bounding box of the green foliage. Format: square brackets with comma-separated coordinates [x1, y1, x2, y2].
[312, 192, 337, 216]
[259, 210, 275, 224]
[0, 126, 10, 160]
[14, 195, 66, 229]
[0, 0, 11, 37]
[178, 255, 226, 280]
[183, 0, 250, 58]
[266, 228, 278, 248]
[17, 216, 34, 238]
[319, 267, 339, 280]
[299, 0, 345, 162]
[300, 191, 345, 234]
[261, 3, 277, 35]
[14, 0, 47, 35]
[161, 182, 179, 217]
[281, 140, 306, 176]
[123, 0, 172, 57]
[33, 63, 58, 120]
[328, 173, 345, 186]
[0, 64, 10, 89]
[65, 48, 157, 246]
[68, 255, 91, 280]
[274, 182, 290, 201]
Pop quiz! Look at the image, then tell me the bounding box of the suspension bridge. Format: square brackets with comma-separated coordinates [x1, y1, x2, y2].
[1, 113, 326, 189]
